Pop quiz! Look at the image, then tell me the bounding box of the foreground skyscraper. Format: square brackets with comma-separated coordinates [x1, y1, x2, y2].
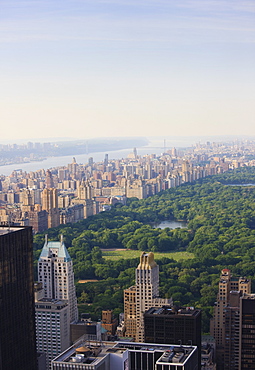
[38, 235, 78, 323]
[37, 235, 78, 369]
[0, 226, 37, 370]
[124, 252, 172, 342]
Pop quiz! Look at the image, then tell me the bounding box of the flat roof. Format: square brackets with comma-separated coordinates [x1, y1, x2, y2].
[0, 226, 25, 235]
[52, 340, 197, 366]
[145, 306, 201, 317]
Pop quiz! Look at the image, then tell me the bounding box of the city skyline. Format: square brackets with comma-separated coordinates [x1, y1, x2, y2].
[1, 0, 254, 141]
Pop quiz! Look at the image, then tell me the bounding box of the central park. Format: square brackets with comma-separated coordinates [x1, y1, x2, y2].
[33, 166, 255, 332]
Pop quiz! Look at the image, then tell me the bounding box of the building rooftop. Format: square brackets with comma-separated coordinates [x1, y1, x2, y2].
[52, 340, 197, 367]
[145, 306, 201, 317]
[35, 298, 68, 310]
[242, 293, 255, 300]
[0, 225, 25, 235]
[39, 235, 71, 262]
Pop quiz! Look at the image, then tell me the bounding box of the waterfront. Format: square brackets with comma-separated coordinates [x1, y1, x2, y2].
[0, 137, 194, 176]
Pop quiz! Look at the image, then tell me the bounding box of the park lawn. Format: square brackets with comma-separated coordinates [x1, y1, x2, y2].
[101, 249, 194, 261]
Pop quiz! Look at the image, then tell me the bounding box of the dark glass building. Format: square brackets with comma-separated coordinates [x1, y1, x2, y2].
[240, 294, 255, 369]
[0, 226, 37, 370]
[144, 306, 201, 369]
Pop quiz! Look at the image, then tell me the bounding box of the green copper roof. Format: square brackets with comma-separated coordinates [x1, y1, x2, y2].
[39, 239, 72, 262]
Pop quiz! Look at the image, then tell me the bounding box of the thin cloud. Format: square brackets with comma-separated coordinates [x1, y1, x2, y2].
[0, 0, 254, 45]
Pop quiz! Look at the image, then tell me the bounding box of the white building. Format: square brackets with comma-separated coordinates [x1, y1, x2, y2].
[35, 283, 70, 370]
[38, 235, 78, 323]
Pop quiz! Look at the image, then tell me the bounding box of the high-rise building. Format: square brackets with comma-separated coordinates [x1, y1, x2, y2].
[0, 226, 37, 370]
[68, 157, 78, 178]
[41, 188, 60, 228]
[38, 235, 78, 323]
[239, 294, 255, 369]
[144, 306, 201, 369]
[35, 283, 70, 370]
[45, 170, 54, 189]
[104, 153, 108, 167]
[124, 252, 172, 342]
[210, 269, 251, 370]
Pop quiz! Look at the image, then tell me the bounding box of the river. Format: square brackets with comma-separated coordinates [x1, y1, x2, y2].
[0, 136, 196, 176]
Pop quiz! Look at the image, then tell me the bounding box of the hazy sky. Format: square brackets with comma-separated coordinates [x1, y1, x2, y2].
[1, 0, 255, 141]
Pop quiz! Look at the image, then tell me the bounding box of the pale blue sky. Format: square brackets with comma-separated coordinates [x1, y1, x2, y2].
[0, 0, 254, 141]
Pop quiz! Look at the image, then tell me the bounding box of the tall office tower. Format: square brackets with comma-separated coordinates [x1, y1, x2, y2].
[35, 283, 70, 370]
[45, 170, 54, 188]
[133, 147, 137, 159]
[210, 269, 251, 369]
[38, 235, 78, 323]
[42, 188, 60, 228]
[0, 226, 37, 370]
[239, 294, 255, 369]
[144, 306, 201, 370]
[88, 157, 93, 167]
[124, 252, 173, 342]
[104, 153, 108, 167]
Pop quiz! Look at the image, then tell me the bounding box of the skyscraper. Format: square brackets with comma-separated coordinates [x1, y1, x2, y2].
[34, 283, 70, 369]
[41, 188, 60, 228]
[239, 294, 255, 369]
[210, 269, 251, 370]
[144, 306, 201, 369]
[38, 235, 78, 323]
[0, 226, 37, 370]
[124, 252, 172, 342]
[45, 170, 54, 189]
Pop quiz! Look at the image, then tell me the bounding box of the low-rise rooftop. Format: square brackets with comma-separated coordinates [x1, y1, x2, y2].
[52, 340, 197, 369]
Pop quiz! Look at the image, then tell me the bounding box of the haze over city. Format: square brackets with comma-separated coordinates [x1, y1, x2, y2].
[1, 0, 254, 142]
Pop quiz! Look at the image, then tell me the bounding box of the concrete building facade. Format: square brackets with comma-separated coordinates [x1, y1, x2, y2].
[124, 252, 173, 342]
[35, 283, 70, 369]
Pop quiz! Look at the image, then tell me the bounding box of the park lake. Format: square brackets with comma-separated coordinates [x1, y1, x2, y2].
[154, 220, 188, 229]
